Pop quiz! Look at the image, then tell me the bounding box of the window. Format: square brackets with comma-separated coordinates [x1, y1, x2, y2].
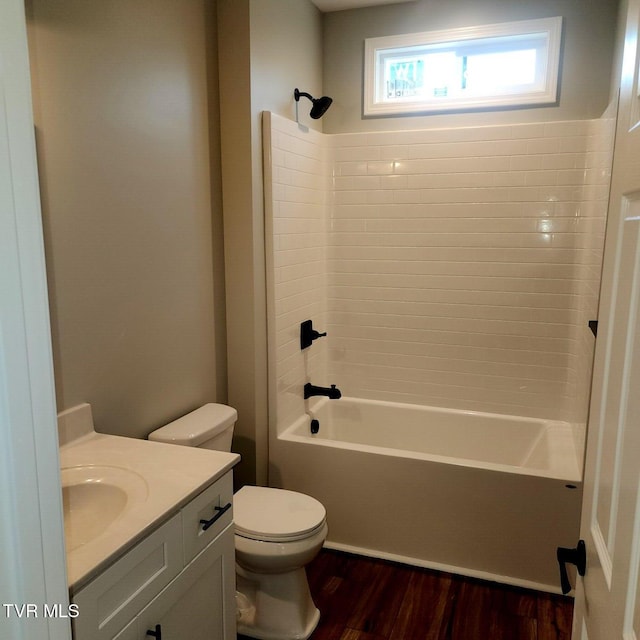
[364, 17, 563, 116]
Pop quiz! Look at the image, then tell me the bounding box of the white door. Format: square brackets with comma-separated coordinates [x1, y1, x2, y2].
[0, 2, 70, 639]
[572, 0, 640, 637]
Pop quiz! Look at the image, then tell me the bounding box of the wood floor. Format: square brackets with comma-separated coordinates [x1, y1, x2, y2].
[304, 550, 573, 640]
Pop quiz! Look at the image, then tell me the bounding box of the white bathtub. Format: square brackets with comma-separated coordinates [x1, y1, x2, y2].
[270, 397, 583, 593]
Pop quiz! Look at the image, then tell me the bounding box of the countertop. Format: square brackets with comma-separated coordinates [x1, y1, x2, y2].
[58, 404, 240, 591]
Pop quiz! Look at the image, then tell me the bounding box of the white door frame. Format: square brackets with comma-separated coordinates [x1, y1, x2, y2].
[570, 0, 640, 636]
[0, 1, 70, 639]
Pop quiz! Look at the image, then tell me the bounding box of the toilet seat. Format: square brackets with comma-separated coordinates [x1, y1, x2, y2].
[234, 486, 326, 543]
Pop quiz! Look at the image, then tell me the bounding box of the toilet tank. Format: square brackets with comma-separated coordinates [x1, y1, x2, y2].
[148, 403, 237, 452]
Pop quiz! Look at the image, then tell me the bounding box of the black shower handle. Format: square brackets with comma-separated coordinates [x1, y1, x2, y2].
[300, 319, 327, 350]
[556, 540, 586, 594]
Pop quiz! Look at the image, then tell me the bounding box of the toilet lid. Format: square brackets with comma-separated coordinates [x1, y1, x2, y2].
[234, 486, 326, 542]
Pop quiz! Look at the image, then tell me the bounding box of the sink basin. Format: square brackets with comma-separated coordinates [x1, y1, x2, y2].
[61, 465, 148, 552]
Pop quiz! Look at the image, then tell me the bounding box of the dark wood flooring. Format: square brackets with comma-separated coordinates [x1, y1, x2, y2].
[305, 550, 573, 640]
[238, 549, 573, 640]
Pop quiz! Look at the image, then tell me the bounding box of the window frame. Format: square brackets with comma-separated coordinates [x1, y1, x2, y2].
[363, 16, 563, 116]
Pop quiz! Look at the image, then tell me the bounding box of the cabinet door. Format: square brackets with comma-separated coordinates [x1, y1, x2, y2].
[72, 514, 182, 640]
[112, 620, 136, 640]
[136, 525, 236, 640]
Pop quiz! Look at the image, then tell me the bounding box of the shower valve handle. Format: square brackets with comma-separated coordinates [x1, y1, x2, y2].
[556, 540, 586, 594]
[300, 319, 327, 350]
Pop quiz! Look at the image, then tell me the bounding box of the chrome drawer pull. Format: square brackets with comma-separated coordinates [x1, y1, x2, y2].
[199, 502, 231, 531]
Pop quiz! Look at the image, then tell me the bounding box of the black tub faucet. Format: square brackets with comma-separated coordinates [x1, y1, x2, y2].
[304, 383, 342, 400]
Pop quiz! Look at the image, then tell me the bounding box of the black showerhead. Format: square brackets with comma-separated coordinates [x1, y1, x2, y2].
[294, 88, 333, 119]
[309, 95, 333, 119]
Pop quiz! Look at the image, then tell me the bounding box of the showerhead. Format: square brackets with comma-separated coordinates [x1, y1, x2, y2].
[309, 95, 333, 119]
[294, 88, 333, 119]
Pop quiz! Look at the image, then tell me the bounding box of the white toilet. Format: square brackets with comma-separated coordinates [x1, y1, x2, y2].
[149, 404, 327, 640]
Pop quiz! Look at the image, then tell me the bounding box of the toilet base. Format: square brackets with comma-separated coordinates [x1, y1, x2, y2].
[236, 565, 320, 640]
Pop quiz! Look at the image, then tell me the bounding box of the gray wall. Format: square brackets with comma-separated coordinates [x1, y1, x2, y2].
[27, 0, 225, 439]
[217, 0, 323, 486]
[323, 0, 620, 133]
[251, 0, 324, 131]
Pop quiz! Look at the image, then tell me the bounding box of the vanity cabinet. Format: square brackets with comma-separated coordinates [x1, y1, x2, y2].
[72, 472, 235, 640]
[134, 529, 234, 640]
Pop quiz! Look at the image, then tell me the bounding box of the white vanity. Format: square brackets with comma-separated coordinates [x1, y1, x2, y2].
[58, 404, 240, 640]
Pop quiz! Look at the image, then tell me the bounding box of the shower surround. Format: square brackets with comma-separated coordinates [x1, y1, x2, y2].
[265, 110, 613, 431]
[264, 110, 614, 589]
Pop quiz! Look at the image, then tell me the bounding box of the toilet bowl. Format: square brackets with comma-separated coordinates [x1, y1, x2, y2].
[148, 404, 327, 640]
[234, 486, 327, 640]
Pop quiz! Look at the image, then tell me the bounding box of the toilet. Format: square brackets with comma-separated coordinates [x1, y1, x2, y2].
[149, 404, 327, 640]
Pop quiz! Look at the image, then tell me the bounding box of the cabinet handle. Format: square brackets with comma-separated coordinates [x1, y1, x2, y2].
[146, 624, 162, 639]
[199, 502, 232, 531]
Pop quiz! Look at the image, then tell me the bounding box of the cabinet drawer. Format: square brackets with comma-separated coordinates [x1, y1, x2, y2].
[181, 472, 233, 564]
[72, 514, 182, 640]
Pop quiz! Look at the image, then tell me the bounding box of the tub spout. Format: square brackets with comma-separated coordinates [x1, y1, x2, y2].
[304, 383, 342, 400]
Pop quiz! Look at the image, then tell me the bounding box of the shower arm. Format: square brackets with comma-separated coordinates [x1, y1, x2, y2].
[294, 89, 313, 103]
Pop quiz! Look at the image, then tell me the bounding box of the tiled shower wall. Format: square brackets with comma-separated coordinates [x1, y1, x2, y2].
[571, 108, 616, 431]
[328, 117, 615, 421]
[264, 113, 330, 432]
[266, 110, 614, 429]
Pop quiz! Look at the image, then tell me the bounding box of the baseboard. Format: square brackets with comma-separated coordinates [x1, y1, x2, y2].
[322, 540, 568, 596]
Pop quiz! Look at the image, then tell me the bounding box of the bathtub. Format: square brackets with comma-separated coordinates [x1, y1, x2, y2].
[270, 397, 583, 593]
